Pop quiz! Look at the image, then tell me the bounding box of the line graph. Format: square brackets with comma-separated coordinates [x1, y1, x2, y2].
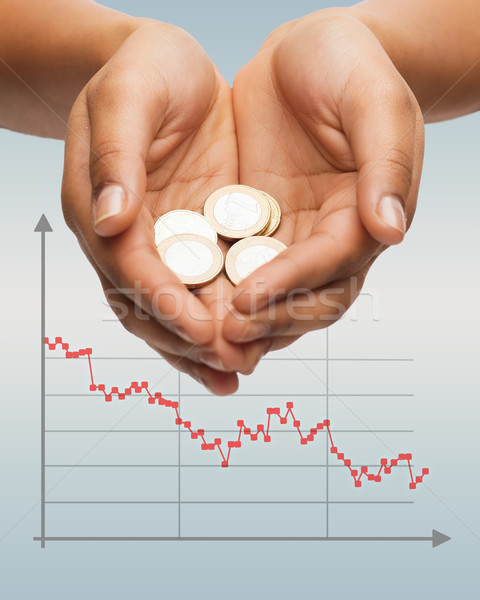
[45, 336, 429, 490]
[34, 214, 450, 548]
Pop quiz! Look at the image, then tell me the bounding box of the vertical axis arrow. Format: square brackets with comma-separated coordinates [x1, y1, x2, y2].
[34, 215, 52, 549]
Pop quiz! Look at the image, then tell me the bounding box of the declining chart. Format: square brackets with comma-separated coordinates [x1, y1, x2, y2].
[45, 337, 429, 490]
[35, 214, 450, 548]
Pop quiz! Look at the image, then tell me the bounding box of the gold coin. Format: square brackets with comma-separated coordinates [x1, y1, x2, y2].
[204, 185, 271, 240]
[157, 233, 224, 289]
[225, 236, 287, 286]
[258, 191, 282, 236]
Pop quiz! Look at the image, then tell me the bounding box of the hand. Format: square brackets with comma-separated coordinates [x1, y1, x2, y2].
[223, 11, 424, 348]
[62, 22, 265, 395]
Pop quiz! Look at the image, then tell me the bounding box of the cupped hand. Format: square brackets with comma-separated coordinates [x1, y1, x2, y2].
[223, 11, 424, 347]
[62, 22, 265, 395]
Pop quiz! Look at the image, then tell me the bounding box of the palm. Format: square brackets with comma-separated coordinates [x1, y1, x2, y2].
[233, 44, 381, 350]
[63, 29, 264, 392]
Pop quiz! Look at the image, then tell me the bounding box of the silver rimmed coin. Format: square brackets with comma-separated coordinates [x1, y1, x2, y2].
[154, 209, 217, 246]
[259, 191, 282, 237]
[225, 236, 287, 286]
[157, 233, 224, 289]
[204, 185, 270, 240]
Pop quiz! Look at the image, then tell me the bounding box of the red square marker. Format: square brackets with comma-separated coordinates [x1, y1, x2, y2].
[264, 436, 271, 443]
[344, 459, 351, 467]
[175, 418, 182, 425]
[409, 483, 416, 490]
[300, 438, 307, 445]
[384, 467, 391, 474]
[214, 438, 221, 445]
[148, 398, 155, 405]
[380, 458, 388, 466]
[237, 420, 244, 427]
[191, 433, 198, 440]
[221, 461, 228, 468]
[293, 420, 300, 428]
[89, 384, 97, 392]
[279, 418, 287, 425]
[330, 446, 337, 454]
[286, 402, 293, 409]
[355, 481, 362, 488]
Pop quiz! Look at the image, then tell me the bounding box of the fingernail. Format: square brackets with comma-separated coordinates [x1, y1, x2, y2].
[237, 321, 268, 342]
[174, 325, 195, 345]
[94, 185, 126, 226]
[377, 195, 406, 235]
[199, 351, 225, 371]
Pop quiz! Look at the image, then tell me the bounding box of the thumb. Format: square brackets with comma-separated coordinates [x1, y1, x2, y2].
[346, 69, 424, 246]
[87, 71, 162, 237]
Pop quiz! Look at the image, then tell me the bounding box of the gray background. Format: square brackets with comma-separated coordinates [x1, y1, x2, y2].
[1, 1, 479, 598]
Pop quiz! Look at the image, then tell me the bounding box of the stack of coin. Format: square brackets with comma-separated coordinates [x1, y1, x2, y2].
[154, 185, 285, 288]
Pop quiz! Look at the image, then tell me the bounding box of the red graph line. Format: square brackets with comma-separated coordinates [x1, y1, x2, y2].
[45, 337, 429, 489]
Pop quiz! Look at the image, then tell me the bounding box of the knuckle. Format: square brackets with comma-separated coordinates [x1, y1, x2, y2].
[384, 145, 414, 192]
[89, 140, 128, 189]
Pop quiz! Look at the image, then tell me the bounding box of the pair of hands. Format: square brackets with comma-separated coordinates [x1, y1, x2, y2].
[62, 11, 424, 395]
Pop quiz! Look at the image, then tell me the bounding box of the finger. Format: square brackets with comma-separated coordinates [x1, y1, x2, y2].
[63, 109, 215, 346]
[195, 276, 271, 374]
[232, 204, 379, 315]
[102, 271, 268, 375]
[225, 273, 365, 342]
[96, 271, 209, 361]
[86, 66, 167, 237]
[341, 40, 424, 245]
[159, 349, 240, 397]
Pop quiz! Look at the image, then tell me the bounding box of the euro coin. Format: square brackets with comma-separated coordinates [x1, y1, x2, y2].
[154, 209, 217, 246]
[157, 233, 224, 289]
[204, 185, 271, 240]
[259, 191, 281, 236]
[225, 236, 287, 286]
